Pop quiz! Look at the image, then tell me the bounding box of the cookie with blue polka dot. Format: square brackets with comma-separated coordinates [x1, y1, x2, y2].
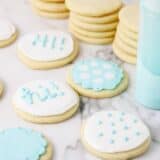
[12, 80, 79, 124]
[67, 58, 128, 98]
[81, 111, 151, 160]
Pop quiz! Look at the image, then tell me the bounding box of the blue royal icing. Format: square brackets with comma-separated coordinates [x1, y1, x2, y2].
[0, 128, 47, 160]
[72, 58, 124, 91]
[19, 81, 64, 104]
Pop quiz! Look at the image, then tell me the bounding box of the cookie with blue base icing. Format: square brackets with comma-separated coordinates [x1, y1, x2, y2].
[12, 80, 79, 124]
[0, 128, 53, 160]
[81, 111, 151, 160]
[67, 58, 128, 98]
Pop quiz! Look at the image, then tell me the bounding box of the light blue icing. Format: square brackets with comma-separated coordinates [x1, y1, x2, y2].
[19, 81, 64, 104]
[72, 58, 124, 91]
[32, 34, 66, 51]
[136, 60, 160, 109]
[0, 128, 47, 160]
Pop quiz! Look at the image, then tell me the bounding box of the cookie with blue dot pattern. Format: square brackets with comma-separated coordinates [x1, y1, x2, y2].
[81, 111, 151, 160]
[67, 58, 129, 98]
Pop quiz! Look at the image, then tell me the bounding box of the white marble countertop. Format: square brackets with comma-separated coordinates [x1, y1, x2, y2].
[0, 0, 160, 160]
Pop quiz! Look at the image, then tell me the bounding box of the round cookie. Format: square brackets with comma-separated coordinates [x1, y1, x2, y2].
[70, 29, 113, 45]
[17, 30, 78, 70]
[0, 81, 3, 97]
[13, 80, 79, 124]
[0, 128, 53, 160]
[32, 7, 69, 19]
[113, 42, 137, 64]
[118, 23, 138, 41]
[66, 0, 122, 16]
[114, 34, 137, 56]
[31, 0, 68, 12]
[70, 11, 119, 24]
[70, 17, 118, 32]
[119, 5, 139, 33]
[81, 111, 151, 160]
[69, 22, 116, 38]
[67, 58, 128, 98]
[40, 0, 64, 2]
[0, 19, 17, 48]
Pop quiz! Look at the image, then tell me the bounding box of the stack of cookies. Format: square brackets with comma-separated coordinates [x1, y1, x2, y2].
[66, 0, 123, 45]
[113, 5, 139, 64]
[31, 0, 69, 19]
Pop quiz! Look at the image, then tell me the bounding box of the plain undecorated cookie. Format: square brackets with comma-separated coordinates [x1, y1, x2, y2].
[17, 30, 78, 70]
[66, 0, 122, 16]
[70, 11, 119, 24]
[81, 111, 151, 160]
[119, 4, 139, 33]
[13, 80, 79, 124]
[0, 128, 53, 160]
[69, 22, 116, 38]
[113, 42, 137, 64]
[0, 19, 17, 47]
[67, 58, 128, 98]
[70, 17, 118, 32]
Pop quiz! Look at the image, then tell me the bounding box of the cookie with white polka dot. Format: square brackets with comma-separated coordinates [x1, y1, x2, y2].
[81, 111, 151, 160]
[67, 58, 128, 98]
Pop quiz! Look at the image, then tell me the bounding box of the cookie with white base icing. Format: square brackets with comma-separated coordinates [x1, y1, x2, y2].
[67, 58, 128, 98]
[81, 111, 151, 160]
[12, 80, 79, 124]
[17, 30, 78, 70]
[0, 128, 52, 160]
[0, 19, 17, 48]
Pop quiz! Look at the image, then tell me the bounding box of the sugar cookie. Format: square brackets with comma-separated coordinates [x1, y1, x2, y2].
[69, 22, 116, 38]
[0, 128, 53, 160]
[81, 111, 151, 160]
[66, 0, 122, 16]
[70, 17, 118, 32]
[32, 6, 69, 19]
[0, 19, 17, 48]
[31, 0, 68, 12]
[0, 82, 3, 97]
[70, 12, 119, 24]
[17, 30, 78, 70]
[113, 42, 137, 64]
[70, 29, 113, 45]
[67, 58, 128, 98]
[13, 80, 79, 124]
[119, 5, 139, 33]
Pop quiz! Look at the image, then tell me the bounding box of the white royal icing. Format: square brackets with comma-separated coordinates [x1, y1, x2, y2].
[0, 19, 16, 40]
[17, 30, 74, 61]
[13, 80, 79, 116]
[83, 111, 150, 153]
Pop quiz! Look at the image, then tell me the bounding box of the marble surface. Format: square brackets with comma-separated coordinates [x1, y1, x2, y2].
[0, 0, 160, 160]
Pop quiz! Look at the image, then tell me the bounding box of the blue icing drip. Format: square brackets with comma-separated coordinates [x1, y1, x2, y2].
[19, 81, 64, 104]
[0, 128, 47, 160]
[72, 58, 124, 91]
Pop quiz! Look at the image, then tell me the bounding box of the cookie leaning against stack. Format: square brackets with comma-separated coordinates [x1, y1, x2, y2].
[66, 0, 123, 45]
[113, 5, 139, 64]
[31, 0, 69, 19]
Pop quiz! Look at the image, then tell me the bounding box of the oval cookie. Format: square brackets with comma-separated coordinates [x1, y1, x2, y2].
[13, 80, 79, 123]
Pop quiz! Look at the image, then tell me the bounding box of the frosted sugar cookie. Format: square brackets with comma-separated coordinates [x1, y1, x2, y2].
[66, 0, 122, 16]
[81, 111, 151, 160]
[17, 30, 78, 70]
[119, 5, 139, 33]
[70, 29, 113, 45]
[70, 17, 118, 32]
[69, 22, 116, 38]
[0, 128, 53, 160]
[32, 6, 69, 19]
[70, 12, 119, 24]
[0, 19, 17, 48]
[113, 42, 137, 64]
[67, 58, 128, 98]
[13, 80, 79, 124]
[31, 0, 68, 12]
